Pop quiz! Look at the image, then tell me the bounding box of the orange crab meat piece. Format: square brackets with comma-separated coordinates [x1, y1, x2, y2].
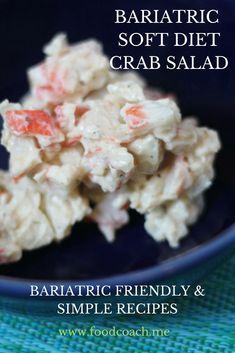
[5, 110, 58, 137]
[125, 105, 147, 129]
[125, 105, 145, 119]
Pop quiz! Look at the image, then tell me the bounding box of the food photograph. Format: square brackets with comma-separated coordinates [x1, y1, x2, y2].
[0, 0, 234, 352]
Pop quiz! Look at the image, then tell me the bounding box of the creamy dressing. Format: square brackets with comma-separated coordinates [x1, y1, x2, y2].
[0, 34, 220, 263]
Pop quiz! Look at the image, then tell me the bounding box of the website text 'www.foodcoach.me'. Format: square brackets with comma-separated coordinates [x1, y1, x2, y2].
[58, 326, 170, 337]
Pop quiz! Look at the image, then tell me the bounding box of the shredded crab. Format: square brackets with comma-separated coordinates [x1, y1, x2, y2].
[0, 33, 221, 263]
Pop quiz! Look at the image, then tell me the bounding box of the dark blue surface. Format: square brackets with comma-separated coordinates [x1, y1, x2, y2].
[0, 0, 234, 295]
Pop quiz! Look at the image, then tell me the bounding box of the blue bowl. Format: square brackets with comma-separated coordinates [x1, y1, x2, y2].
[0, 0, 235, 298]
[0, 183, 235, 299]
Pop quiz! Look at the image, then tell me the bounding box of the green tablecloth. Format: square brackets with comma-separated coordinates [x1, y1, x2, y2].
[0, 256, 235, 353]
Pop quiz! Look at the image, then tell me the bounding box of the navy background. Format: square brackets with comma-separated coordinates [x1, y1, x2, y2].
[0, 0, 234, 280]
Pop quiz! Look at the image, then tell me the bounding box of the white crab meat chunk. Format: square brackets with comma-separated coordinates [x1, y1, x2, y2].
[0, 171, 90, 263]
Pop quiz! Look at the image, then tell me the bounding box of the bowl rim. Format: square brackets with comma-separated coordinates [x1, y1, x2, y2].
[0, 222, 234, 298]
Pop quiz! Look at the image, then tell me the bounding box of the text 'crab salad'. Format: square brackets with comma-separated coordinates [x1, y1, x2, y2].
[0, 33, 220, 263]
